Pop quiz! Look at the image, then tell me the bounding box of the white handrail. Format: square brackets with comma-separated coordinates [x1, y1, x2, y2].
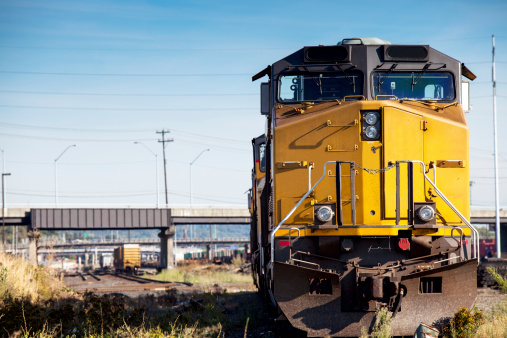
[269, 161, 336, 269]
[412, 161, 479, 263]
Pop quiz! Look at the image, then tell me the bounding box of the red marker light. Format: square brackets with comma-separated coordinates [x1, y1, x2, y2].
[279, 240, 290, 247]
[398, 238, 410, 251]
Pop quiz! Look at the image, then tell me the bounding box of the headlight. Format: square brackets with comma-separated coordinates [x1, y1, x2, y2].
[364, 112, 379, 125]
[418, 205, 435, 222]
[365, 126, 378, 139]
[362, 110, 381, 141]
[316, 206, 334, 222]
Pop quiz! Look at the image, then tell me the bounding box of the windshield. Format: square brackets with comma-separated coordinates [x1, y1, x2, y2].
[279, 72, 363, 102]
[372, 72, 455, 101]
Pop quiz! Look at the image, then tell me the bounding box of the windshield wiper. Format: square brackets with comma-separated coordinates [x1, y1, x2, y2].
[334, 64, 356, 93]
[411, 64, 431, 92]
[378, 64, 397, 91]
[301, 66, 323, 95]
[313, 75, 323, 95]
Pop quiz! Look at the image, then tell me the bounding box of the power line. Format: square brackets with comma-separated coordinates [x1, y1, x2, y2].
[0, 132, 156, 142]
[7, 190, 244, 203]
[175, 139, 248, 153]
[0, 45, 292, 52]
[0, 105, 256, 111]
[0, 132, 250, 152]
[0, 122, 248, 144]
[0, 122, 249, 143]
[7, 159, 248, 173]
[0, 70, 251, 77]
[0, 89, 256, 97]
[466, 61, 507, 64]
[0, 122, 151, 133]
[171, 130, 248, 144]
[10, 160, 152, 166]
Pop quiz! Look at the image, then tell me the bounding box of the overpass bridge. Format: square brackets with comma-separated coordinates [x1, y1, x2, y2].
[1, 207, 250, 268]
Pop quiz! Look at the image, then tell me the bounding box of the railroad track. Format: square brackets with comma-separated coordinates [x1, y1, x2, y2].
[64, 270, 256, 294]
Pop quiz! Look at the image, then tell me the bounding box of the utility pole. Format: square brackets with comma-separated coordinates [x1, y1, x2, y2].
[157, 130, 174, 207]
[492, 35, 501, 258]
[2, 173, 11, 248]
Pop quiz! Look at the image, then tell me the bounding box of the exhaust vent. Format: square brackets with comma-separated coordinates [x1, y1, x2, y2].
[419, 277, 442, 294]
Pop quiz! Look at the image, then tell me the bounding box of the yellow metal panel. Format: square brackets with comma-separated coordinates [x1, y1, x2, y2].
[359, 140, 382, 225]
[274, 105, 361, 226]
[382, 107, 425, 220]
[279, 197, 314, 225]
[423, 116, 469, 223]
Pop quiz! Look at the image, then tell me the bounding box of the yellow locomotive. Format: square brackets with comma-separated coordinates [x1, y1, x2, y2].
[250, 37, 478, 337]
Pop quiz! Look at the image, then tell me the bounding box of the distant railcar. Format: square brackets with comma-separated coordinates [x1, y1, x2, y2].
[249, 37, 478, 337]
[100, 253, 113, 268]
[113, 244, 141, 273]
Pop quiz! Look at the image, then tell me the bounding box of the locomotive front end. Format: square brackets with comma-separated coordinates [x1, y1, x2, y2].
[250, 38, 478, 337]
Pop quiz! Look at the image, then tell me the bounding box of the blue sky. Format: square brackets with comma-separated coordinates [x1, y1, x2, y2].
[0, 0, 506, 208]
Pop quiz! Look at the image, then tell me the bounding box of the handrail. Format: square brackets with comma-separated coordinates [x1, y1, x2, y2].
[451, 226, 464, 261]
[268, 159, 480, 277]
[411, 161, 479, 263]
[269, 161, 336, 271]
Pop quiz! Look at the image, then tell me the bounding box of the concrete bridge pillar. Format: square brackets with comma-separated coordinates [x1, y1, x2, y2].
[206, 244, 214, 260]
[159, 227, 175, 269]
[27, 229, 40, 266]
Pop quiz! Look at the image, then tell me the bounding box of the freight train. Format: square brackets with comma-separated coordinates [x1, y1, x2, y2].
[249, 37, 478, 337]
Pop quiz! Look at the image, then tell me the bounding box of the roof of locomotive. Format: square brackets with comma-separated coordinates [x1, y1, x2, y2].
[252, 38, 475, 83]
[249, 38, 475, 102]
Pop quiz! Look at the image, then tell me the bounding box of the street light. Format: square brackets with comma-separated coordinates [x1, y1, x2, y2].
[54, 145, 77, 206]
[134, 142, 159, 208]
[190, 149, 210, 206]
[2, 172, 11, 248]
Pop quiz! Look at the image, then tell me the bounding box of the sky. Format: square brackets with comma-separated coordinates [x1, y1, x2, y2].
[0, 0, 506, 209]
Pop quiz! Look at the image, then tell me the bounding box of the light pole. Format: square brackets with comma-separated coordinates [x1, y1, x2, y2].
[190, 149, 210, 206]
[134, 142, 159, 208]
[2, 173, 11, 248]
[54, 145, 77, 206]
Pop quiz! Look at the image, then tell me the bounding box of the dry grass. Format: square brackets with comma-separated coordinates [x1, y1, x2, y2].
[154, 262, 252, 286]
[0, 252, 71, 302]
[231, 255, 244, 267]
[473, 300, 507, 337]
[0, 255, 260, 337]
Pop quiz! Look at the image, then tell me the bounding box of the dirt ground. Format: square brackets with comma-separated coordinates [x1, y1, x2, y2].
[63, 264, 507, 337]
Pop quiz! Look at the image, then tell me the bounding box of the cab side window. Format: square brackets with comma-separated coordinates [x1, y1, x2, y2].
[259, 144, 266, 172]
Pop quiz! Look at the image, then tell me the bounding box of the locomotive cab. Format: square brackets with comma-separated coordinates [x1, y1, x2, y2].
[250, 37, 478, 337]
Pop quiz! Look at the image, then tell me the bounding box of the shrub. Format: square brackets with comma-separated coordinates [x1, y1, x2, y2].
[359, 307, 393, 338]
[443, 306, 485, 337]
[372, 307, 393, 338]
[486, 267, 507, 293]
